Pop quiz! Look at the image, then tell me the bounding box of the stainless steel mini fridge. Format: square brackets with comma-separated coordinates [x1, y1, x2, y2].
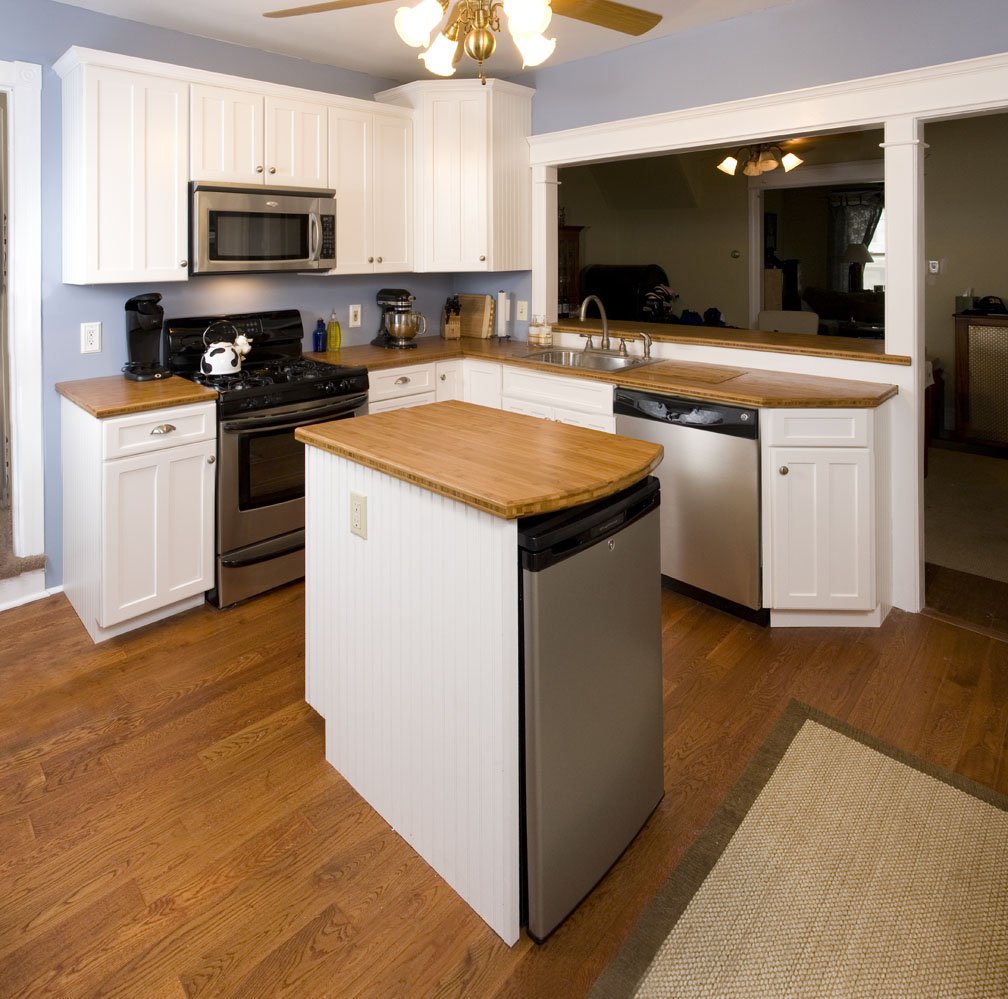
[518, 476, 664, 942]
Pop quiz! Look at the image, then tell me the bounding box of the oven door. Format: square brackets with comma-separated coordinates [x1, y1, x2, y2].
[217, 393, 366, 554]
[191, 185, 336, 274]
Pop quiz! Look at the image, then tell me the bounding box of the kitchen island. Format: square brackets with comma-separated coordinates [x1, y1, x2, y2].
[296, 402, 663, 945]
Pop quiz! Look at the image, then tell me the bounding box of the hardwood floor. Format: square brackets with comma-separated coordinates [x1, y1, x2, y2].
[1, 584, 1006, 998]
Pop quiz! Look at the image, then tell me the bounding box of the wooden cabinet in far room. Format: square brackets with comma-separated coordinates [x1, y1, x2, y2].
[954, 312, 1008, 447]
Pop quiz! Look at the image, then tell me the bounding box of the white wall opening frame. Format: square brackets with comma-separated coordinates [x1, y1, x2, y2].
[528, 51, 1008, 617]
[745, 158, 885, 329]
[0, 60, 45, 605]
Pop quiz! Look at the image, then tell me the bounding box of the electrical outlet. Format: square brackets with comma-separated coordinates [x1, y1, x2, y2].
[80, 321, 101, 353]
[516, 300, 528, 321]
[349, 304, 362, 328]
[350, 491, 367, 539]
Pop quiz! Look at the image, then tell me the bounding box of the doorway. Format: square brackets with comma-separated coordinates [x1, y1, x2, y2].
[921, 111, 1008, 636]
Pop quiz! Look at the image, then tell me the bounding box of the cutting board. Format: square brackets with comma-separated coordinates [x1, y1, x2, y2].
[458, 294, 495, 339]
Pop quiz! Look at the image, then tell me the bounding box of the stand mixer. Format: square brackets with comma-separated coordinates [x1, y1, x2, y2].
[372, 288, 426, 349]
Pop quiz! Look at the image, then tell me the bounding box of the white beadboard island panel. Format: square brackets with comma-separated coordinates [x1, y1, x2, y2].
[304, 447, 520, 945]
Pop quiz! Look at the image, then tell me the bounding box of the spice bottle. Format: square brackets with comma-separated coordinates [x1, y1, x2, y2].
[313, 318, 327, 352]
[326, 310, 341, 352]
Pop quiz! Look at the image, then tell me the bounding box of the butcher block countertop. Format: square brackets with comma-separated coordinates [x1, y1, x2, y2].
[311, 337, 898, 409]
[295, 400, 663, 519]
[56, 375, 217, 418]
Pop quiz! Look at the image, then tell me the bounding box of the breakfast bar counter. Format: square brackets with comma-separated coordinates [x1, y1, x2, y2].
[298, 403, 663, 946]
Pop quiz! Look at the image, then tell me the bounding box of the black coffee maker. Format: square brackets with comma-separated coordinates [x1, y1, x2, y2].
[123, 292, 171, 381]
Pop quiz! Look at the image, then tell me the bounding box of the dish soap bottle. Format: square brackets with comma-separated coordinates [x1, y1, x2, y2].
[313, 318, 327, 352]
[326, 310, 341, 352]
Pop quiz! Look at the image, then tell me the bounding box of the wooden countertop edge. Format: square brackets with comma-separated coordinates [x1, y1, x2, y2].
[296, 408, 664, 519]
[56, 377, 218, 418]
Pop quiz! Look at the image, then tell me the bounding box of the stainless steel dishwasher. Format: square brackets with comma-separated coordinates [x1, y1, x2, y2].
[614, 388, 764, 619]
[518, 476, 663, 942]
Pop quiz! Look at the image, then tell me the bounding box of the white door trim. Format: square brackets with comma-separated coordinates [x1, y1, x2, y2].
[0, 61, 44, 564]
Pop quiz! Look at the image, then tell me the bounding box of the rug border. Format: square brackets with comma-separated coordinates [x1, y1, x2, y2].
[589, 698, 1008, 999]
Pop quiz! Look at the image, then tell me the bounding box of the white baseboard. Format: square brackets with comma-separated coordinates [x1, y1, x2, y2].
[0, 572, 61, 612]
[770, 605, 887, 628]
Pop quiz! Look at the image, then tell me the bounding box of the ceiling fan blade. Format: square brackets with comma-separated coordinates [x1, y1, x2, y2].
[264, 0, 391, 18]
[549, 0, 661, 36]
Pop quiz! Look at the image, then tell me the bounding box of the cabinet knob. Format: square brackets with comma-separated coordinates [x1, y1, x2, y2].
[440, 373, 447, 381]
[779, 466, 789, 475]
[376, 256, 382, 263]
[479, 255, 486, 262]
[207, 455, 216, 464]
[180, 260, 188, 268]
[368, 256, 374, 263]
[269, 167, 276, 174]
[394, 376, 410, 385]
[256, 165, 264, 173]
[150, 424, 176, 435]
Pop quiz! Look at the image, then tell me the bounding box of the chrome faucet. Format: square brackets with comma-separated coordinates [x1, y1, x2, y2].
[579, 295, 610, 351]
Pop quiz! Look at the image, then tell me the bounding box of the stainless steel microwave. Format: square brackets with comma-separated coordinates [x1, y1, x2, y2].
[190, 183, 336, 274]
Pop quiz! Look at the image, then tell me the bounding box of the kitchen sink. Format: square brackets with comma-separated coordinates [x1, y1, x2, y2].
[523, 348, 657, 372]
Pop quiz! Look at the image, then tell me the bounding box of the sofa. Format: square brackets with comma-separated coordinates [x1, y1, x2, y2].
[800, 286, 885, 338]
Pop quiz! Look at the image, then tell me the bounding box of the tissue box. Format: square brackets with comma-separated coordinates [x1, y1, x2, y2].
[955, 296, 976, 314]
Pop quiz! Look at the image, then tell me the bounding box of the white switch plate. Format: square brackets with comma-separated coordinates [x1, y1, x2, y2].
[350, 490, 367, 539]
[928, 259, 940, 274]
[349, 304, 362, 328]
[80, 321, 101, 353]
[516, 300, 528, 320]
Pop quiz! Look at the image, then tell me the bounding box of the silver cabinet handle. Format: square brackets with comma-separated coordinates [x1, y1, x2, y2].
[269, 167, 276, 174]
[394, 376, 410, 385]
[479, 255, 486, 261]
[256, 165, 264, 173]
[207, 455, 216, 464]
[180, 259, 188, 268]
[150, 424, 176, 435]
[779, 466, 789, 475]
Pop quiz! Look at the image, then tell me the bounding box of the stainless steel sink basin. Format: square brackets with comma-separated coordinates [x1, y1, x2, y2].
[523, 349, 657, 372]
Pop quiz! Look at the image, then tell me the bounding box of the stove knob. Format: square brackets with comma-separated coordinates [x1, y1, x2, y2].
[338, 380, 349, 393]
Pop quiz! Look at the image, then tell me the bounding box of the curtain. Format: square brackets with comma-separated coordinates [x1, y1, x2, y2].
[828, 190, 884, 291]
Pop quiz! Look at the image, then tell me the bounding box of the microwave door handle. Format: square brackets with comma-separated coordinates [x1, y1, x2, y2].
[309, 212, 321, 262]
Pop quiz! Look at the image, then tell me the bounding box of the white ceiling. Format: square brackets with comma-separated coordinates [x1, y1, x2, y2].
[56, 0, 794, 84]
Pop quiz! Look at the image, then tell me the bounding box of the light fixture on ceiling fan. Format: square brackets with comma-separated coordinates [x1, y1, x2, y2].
[265, 0, 662, 83]
[716, 144, 803, 177]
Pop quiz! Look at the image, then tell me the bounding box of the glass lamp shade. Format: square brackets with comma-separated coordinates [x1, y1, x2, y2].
[504, 0, 552, 37]
[395, 0, 444, 47]
[512, 30, 555, 67]
[419, 31, 458, 75]
[742, 158, 761, 177]
[757, 149, 779, 172]
[780, 151, 803, 172]
[716, 155, 738, 176]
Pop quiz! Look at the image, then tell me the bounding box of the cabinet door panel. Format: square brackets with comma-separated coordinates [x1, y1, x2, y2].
[462, 360, 502, 409]
[328, 107, 372, 272]
[501, 397, 552, 420]
[435, 361, 462, 402]
[373, 114, 412, 272]
[553, 406, 616, 434]
[768, 447, 873, 610]
[265, 96, 327, 187]
[191, 85, 263, 183]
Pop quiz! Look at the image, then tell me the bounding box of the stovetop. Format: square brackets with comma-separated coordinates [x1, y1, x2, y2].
[163, 309, 369, 416]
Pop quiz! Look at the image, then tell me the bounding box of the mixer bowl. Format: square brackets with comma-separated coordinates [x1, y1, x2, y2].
[385, 310, 426, 342]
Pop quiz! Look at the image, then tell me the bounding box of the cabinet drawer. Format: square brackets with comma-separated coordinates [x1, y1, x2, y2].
[501, 367, 613, 415]
[763, 408, 870, 448]
[367, 391, 436, 414]
[102, 403, 216, 459]
[368, 363, 436, 402]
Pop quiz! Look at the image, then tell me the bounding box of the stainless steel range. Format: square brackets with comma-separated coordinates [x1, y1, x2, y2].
[164, 309, 368, 607]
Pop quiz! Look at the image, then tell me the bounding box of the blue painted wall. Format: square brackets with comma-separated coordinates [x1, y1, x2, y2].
[514, 0, 1008, 133]
[4, 0, 529, 588]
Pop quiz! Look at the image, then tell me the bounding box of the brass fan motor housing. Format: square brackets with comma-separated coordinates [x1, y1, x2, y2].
[464, 25, 496, 64]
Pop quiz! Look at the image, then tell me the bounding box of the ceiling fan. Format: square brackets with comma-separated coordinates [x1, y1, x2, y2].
[264, 0, 662, 82]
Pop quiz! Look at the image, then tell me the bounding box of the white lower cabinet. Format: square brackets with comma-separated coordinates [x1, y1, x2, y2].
[501, 366, 615, 433]
[367, 363, 437, 412]
[62, 400, 216, 643]
[436, 360, 463, 401]
[762, 407, 885, 623]
[462, 360, 503, 408]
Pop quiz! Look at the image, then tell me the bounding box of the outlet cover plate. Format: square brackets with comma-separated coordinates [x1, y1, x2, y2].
[81, 321, 101, 353]
[350, 490, 367, 539]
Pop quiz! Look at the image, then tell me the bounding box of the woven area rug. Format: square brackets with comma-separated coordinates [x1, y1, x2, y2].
[591, 701, 1008, 998]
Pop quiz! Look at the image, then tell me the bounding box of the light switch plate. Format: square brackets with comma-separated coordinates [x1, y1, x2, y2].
[350, 491, 367, 539]
[349, 304, 362, 328]
[516, 300, 528, 320]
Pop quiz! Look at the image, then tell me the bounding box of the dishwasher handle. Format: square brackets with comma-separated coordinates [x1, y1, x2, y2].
[614, 388, 758, 440]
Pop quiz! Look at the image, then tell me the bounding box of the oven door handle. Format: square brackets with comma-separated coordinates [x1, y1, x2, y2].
[219, 396, 366, 434]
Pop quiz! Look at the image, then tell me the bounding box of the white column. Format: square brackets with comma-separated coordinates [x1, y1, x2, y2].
[531, 164, 558, 322]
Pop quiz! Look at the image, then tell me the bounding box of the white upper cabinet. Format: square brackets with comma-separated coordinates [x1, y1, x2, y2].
[377, 80, 533, 273]
[192, 85, 327, 188]
[327, 106, 412, 273]
[57, 60, 190, 284]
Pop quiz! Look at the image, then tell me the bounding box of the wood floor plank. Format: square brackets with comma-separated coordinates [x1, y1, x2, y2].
[1, 582, 1005, 999]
